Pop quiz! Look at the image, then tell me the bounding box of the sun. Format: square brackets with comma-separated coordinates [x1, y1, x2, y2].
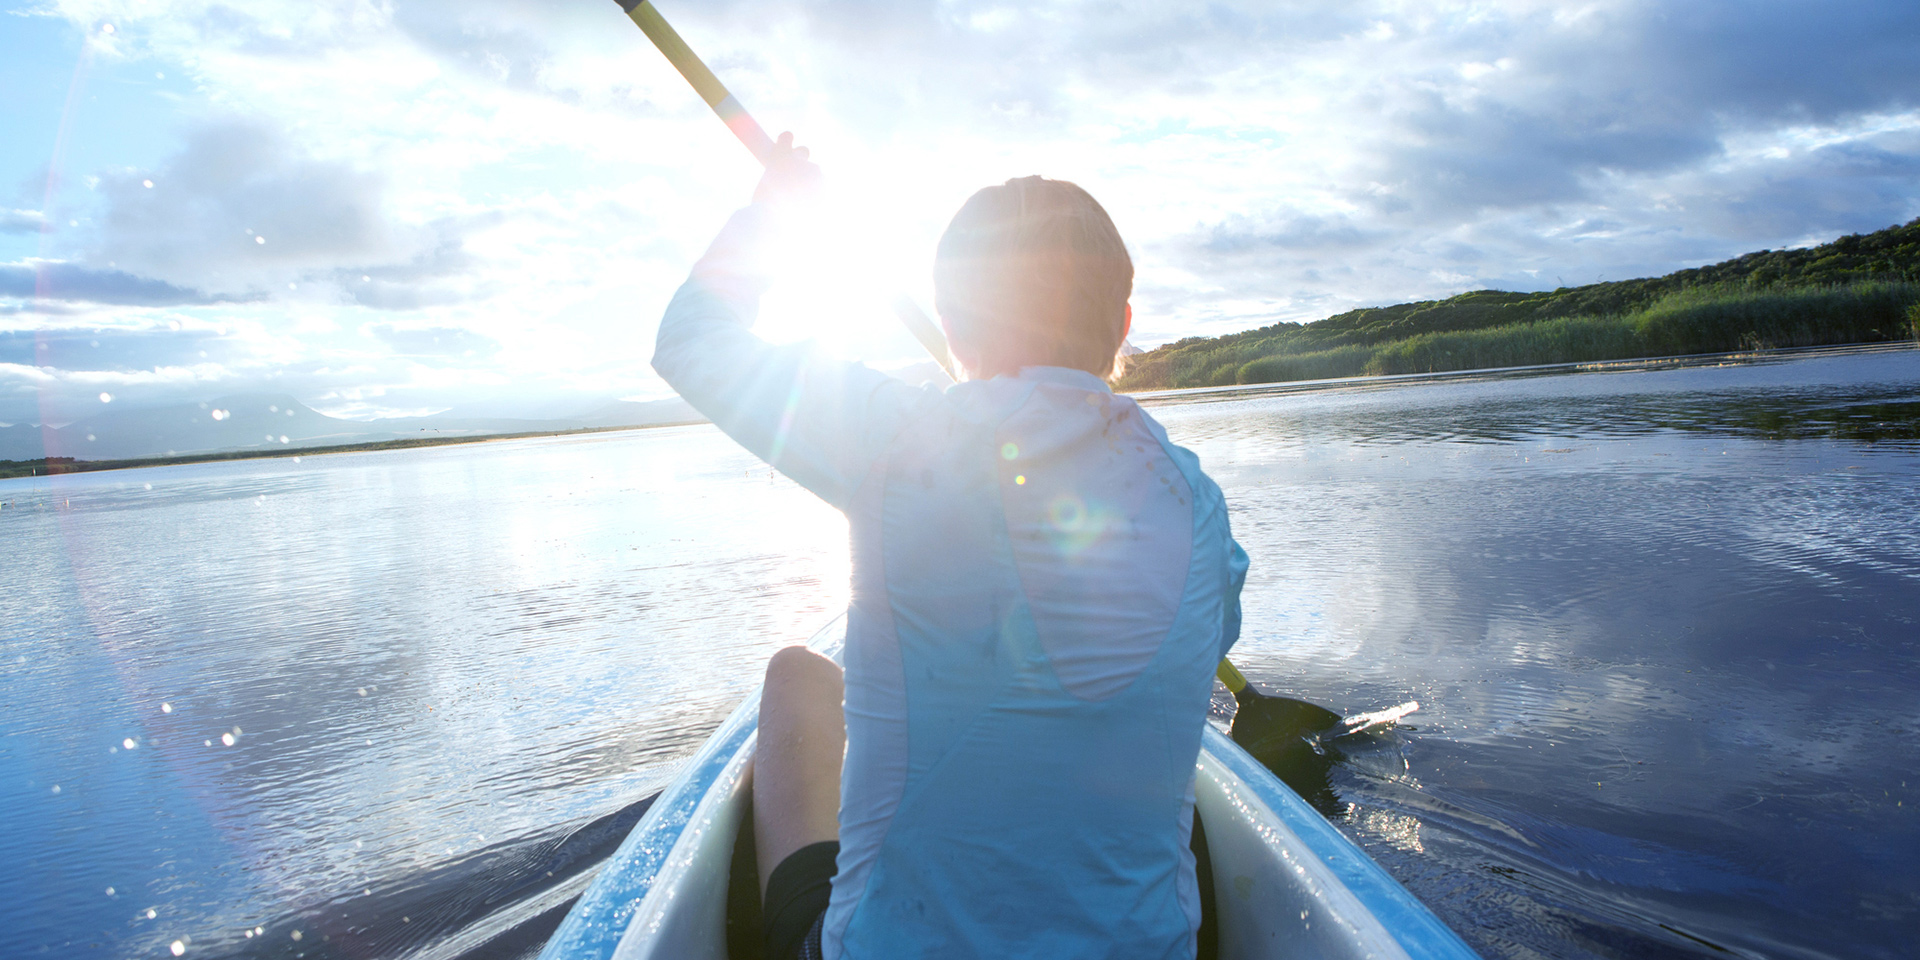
[748, 181, 941, 369]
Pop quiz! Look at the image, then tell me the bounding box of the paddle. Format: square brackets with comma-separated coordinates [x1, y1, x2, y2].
[612, 0, 1354, 766]
[1216, 659, 1340, 758]
[615, 0, 956, 379]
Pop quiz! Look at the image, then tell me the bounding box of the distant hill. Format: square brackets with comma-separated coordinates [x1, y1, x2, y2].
[0, 393, 704, 463]
[1120, 217, 1920, 390]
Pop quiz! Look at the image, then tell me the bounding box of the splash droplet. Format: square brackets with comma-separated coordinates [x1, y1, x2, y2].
[171, 940, 185, 956]
[123, 738, 137, 750]
[255, 236, 265, 245]
[220, 732, 235, 746]
[161, 702, 172, 713]
[99, 392, 113, 403]
[143, 179, 154, 189]
[148, 908, 157, 918]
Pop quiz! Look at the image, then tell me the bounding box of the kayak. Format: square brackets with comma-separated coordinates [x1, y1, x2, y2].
[537, 617, 1480, 960]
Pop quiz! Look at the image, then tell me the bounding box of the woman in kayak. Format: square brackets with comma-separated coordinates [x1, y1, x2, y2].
[652, 133, 1246, 960]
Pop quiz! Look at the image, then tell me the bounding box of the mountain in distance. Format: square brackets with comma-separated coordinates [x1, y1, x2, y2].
[0, 393, 705, 463]
[0, 346, 980, 464]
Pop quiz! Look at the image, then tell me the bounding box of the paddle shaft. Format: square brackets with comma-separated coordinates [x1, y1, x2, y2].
[1216, 657, 1251, 694]
[616, 0, 1294, 717]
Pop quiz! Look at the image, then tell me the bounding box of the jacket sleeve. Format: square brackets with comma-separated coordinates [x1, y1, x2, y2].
[651, 204, 938, 510]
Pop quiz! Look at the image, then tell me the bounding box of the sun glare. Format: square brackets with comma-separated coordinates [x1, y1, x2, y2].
[750, 180, 939, 369]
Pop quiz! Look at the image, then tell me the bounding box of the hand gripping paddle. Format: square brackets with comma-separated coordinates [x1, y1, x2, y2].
[616, 0, 956, 379]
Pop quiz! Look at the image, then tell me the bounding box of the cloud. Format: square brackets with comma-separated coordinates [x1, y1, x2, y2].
[2, 209, 46, 234]
[16, 0, 1918, 411]
[364, 322, 502, 359]
[1197, 213, 1385, 256]
[80, 118, 489, 307]
[1116, 0, 1920, 332]
[0, 324, 238, 372]
[92, 120, 391, 284]
[0, 260, 234, 306]
[1337, 2, 1920, 224]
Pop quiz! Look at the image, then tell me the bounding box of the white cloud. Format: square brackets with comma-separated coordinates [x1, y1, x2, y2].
[6, 0, 1913, 420]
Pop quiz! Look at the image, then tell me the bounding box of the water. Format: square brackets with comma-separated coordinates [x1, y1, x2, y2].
[2, 429, 851, 958]
[4, 345, 1917, 960]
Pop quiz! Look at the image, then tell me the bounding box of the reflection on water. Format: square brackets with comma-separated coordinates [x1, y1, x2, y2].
[1162, 344, 1920, 960]
[3, 344, 1917, 960]
[1, 426, 848, 959]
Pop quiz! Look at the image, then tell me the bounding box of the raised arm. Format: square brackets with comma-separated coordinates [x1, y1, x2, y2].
[651, 136, 936, 510]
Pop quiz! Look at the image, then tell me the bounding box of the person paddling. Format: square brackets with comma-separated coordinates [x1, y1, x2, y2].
[651, 134, 1248, 960]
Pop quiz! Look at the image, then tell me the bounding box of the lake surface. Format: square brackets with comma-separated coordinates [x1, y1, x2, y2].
[4, 344, 1917, 960]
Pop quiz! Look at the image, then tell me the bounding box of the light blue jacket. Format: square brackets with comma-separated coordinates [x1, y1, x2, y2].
[654, 205, 1247, 960]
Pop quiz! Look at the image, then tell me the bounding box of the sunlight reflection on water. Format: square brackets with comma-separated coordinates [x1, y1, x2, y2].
[2, 424, 847, 958]
[2, 346, 1917, 960]
[1151, 345, 1920, 960]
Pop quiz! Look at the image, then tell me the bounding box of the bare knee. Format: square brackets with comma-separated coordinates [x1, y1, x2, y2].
[761, 645, 844, 747]
[765, 644, 841, 691]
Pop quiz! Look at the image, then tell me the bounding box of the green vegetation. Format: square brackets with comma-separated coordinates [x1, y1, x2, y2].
[1119, 217, 1920, 391]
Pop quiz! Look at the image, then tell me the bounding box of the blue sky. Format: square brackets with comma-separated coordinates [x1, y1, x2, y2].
[4, 0, 1917, 425]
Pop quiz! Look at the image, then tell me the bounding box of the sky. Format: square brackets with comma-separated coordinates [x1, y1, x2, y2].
[3, 0, 1917, 425]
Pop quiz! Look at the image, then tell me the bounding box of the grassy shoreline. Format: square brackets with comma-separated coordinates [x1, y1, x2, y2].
[1129, 340, 1917, 408]
[1126, 282, 1920, 391]
[1118, 217, 1920, 392]
[0, 420, 707, 480]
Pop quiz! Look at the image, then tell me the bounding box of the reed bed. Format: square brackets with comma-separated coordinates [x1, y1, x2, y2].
[1225, 282, 1920, 385]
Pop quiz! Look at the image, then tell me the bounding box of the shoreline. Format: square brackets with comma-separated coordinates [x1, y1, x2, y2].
[0, 418, 710, 480]
[5, 339, 1912, 480]
[1125, 338, 1918, 408]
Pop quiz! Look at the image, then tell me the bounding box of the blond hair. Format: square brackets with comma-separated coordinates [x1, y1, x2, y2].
[934, 176, 1133, 380]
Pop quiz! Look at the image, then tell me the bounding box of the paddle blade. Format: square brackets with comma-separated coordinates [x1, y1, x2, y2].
[1229, 689, 1340, 752]
[1227, 690, 1345, 816]
[1228, 688, 1341, 780]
